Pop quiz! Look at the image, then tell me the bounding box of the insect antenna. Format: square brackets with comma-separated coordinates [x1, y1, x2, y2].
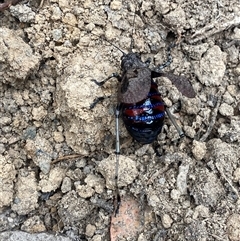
[129, 5, 137, 52]
[90, 32, 126, 56]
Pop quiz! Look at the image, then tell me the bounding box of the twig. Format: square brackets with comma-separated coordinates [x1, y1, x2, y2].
[38, 0, 45, 9]
[187, 15, 240, 44]
[0, 0, 23, 12]
[199, 91, 222, 142]
[51, 154, 83, 164]
[216, 162, 239, 199]
[208, 232, 228, 241]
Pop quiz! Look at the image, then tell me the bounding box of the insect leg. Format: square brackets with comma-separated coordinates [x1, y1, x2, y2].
[90, 73, 121, 109]
[90, 97, 105, 109]
[114, 104, 121, 215]
[91, 73, 121, 86]
[165, 107, 184, 138]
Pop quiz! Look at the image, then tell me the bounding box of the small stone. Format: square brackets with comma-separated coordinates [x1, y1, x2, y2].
[10, 5, 35, 23]
[184, 125, 196, 138]
[233, 65, 240, 76]
[84, 174, 105, 194]
[0, 28, 40, 84]
[219, 103, 234, 117]
[177, 163, 189, 194]
[0, 144, 5, 154]
[39, 167, 66, 192]
[98, 154, 138, 189]
[170, 189, 180, 200]
[156, 1, 170, 14]
[91, 235, 103, 241]
[0, 116, 11, 125]
[51, 6, 62, 20]
[53, 131, 65, 142]
[223, 91, 235, 105]
[61, 177, 72, 193]
[85, 224, 96, 237]
[59, 0, 70, 10]
[83, 0, 92, 8]
[192, 140, 207, 161]
[52, 29, 63, 41]
[22, 126, 37, 140]
[148, 195, 160, 208]
[110, 0, 122, 10]
[233, 168, 240, 182]
[193, 205, 209, 219]
[141, 1, 152, 11]
[76, 184, 95, 198]
[62, 13, 78, 26]
[233, 27, 240, 39]
[227, 214, 240, 241]
[161, 214, 173, 228]
[32, 106, 47, 121]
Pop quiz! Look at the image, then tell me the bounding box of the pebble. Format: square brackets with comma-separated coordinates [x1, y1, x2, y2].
[161, 214, 173, 228]
[192, 140, 207, 161]
[219, 103, 234, 116]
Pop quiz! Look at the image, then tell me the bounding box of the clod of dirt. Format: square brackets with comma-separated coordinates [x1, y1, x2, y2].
[21, 216, 46, 233]
[182, 43, 209, 60]
[84, 173, 105, 194]
[57, 191, 94, 227]
[10, 4, 35, 23]
[207, 138, 239, 182]
[56, 53, 115, 154]
[218, 118, 240, 143]
[227, 213, 240, 241]
[189, 168, 225, 208]
[11, 170, 38, 215]
[163, 7, 187, 28]
[98, 154, 138, 189]
[0, 155, 17, 208]
[185, 220, 208, 241]
[24, 136, 53, 174]
[193, 45, 227, 86]
[0, 27, 40, 85]
[39, 167, 66, 192]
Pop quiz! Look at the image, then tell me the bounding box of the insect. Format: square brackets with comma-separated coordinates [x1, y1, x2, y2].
[90, 11, 196, 214]
[91, 43, 196, 145]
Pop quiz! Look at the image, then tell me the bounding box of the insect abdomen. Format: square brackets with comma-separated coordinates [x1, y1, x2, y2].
[122, 82, 165, 144]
